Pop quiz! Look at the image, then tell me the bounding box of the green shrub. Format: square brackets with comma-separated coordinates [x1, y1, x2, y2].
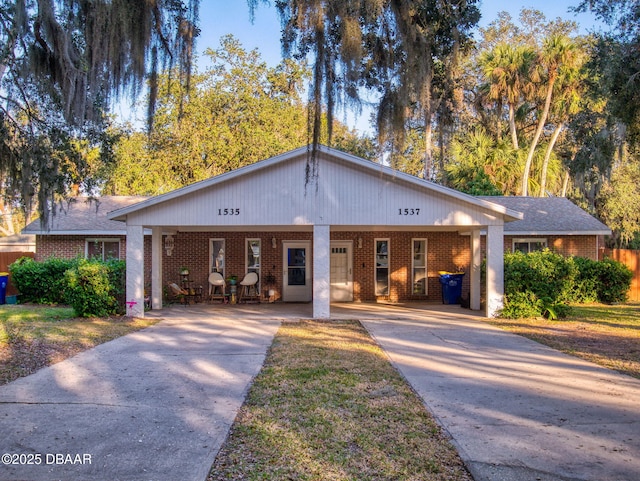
[9, 257, 79, 304]
[501, 291, 542, 319]
[572, 256, 631, 304]
[501, 292, 573, 320]
[597, 258, 632, 303]
[10, 256, 126, 316]
[64, 259, 121, 317]
[571, 257, 601, 303]
[503, 250, 576, 319]
[540, 297, 573, 320]
[504, 250, 578, 303]
[502, 250, 633, 319]
[104, 258, 126, 307]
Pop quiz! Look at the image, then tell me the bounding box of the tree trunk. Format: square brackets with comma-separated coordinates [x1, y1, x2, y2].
[539, 122, 563, 196]
[561, 170, 570, 197]
[508, 103, 519, 149]
[521, 74, 557, 196]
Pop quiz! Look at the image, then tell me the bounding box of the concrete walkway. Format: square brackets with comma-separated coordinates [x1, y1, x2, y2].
[0, 305, 282, 481]
[356, 305, 640, 481]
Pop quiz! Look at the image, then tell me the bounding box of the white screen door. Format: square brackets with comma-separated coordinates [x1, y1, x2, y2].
[282, 241, 312, 302]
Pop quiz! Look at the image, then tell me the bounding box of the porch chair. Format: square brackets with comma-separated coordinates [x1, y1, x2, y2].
[238, 272, 259, 303]
[168, 282, 189, 305]
[208, 272, 226, 303]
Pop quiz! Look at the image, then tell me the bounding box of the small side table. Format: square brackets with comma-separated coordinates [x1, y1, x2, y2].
[181, 275, 202, 304]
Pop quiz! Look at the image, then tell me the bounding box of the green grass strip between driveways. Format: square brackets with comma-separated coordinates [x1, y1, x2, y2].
[208, 320, 472, 481]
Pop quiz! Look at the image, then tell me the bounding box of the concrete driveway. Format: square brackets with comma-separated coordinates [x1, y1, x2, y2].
[355, 305, 640, 481]
[0, 305, 281, 481]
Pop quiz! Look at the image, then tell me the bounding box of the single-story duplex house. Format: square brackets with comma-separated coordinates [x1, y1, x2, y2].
[23, 145, 610, 318]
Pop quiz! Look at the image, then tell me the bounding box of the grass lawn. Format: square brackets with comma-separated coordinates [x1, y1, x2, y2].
[488, 303, 640, 379]
[208, 320, 472, 481]
[0, 304, 158, 385]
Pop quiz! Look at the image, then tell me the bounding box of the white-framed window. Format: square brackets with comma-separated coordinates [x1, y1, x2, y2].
[246, 238, 261, 276]
[412, 238, 427, 295]
[85, 238, 120, 260]
[513, 238, 547, 254]
[375, 238, 389, 296]
[210, 238, 225, 278]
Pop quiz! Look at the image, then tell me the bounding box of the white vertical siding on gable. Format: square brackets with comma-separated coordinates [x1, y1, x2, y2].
[125, 152, 504, 228]
[127, 159, 315, 226]
[315, 154, 500, 227]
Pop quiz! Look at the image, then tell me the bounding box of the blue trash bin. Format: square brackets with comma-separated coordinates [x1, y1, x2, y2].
[439, 272, 464, 304]
[0, 272, 8, 305]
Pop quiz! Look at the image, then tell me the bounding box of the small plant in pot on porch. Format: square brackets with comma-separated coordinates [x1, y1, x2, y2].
[180, 267, 190, 276]
[263, 271, 276, 302]
[226, 275, 238, 285]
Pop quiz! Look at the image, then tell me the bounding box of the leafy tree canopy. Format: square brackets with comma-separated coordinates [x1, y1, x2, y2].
[0, 0, 199, 226]
[103, 36, 374, 195]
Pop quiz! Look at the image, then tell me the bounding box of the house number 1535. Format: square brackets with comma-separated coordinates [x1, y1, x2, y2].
[218, 208, 240, 215]
[399, 208, 420, 215]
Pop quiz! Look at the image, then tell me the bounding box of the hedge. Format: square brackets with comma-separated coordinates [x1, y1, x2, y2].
[9, 257, 126, 317]
[10, 257, 79, 304]
[502, 250, 632, 319]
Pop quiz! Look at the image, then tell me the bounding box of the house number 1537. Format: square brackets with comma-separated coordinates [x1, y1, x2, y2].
[218, 208, 240, 215]
[399, 208, 420, 215]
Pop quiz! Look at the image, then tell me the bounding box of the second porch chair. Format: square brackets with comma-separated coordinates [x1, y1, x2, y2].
[238, 272, 259, 303]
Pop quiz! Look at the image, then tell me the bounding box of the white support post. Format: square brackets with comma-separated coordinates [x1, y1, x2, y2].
[486, 225, 504, 317]
[470, 229, 481, 311]
[313, 224, 331, 319]
[151, 227, 163, 310]
[126, 224, 145, 318]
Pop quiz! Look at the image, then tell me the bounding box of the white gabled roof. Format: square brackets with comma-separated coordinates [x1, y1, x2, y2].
[108, 145, 523, 226]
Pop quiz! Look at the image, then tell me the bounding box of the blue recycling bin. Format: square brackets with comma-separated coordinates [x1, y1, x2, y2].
[0, 272, 8, 305]
[439, 272, 464, 304]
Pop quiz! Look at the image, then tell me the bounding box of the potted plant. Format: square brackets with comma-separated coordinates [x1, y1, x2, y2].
[226, 275, 237, 285]
[180, 267, 190, 276]
[263, 271, 276, 302]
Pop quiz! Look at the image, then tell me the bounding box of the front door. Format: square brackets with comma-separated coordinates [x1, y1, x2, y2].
[330, 241, 353, 302]
[282, 241, 312, 302]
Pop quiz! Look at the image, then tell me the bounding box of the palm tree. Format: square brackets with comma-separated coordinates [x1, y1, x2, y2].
[447, 128, 522, 195]
[538, 59, 585, 196]
[480, 43, 536, 150]
[521, 34, 578, 196]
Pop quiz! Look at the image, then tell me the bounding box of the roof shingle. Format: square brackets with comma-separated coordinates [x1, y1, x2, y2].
[479, 196, 610, 234]
[23, 196, 148, 234]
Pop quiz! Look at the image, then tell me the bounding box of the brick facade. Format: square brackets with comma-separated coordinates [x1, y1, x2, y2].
[35, 231, 601, 303]
[503, 235, 599, 260]
[164, 230, 471, 303]
[36, 235, 130, 261]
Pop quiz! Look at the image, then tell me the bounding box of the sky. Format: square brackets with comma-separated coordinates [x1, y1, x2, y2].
[194, 0, 603, 67]
[117, 1, 604, 131]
